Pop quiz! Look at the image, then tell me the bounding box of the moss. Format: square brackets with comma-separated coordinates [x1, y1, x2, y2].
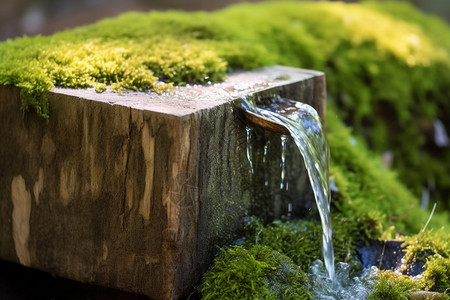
[368, 271, 423, 300]
[200, 244, 311, 300]
[242, 218, 321, 270]
[330, 1, 450, 213]
[0, 31, 227, 119]
[201, 216, 449, 299]
[402, 229, 449, 267]
[364, 230, 450, 297]
[240, 217, 369, 275]
[369, 268, 450, 299]
[201, 216, 450, 298]
[200, 216, 370, 299]
[399, 230, 450, 292]
[422, 256, 450, 293]
[326, 106, 450, 235]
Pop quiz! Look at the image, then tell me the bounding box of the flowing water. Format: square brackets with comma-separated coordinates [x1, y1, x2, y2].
[308, 260, 378, 299]
[241, 95, 335, 282]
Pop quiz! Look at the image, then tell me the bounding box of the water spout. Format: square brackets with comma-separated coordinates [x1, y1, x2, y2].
[241, 95, 335, 282]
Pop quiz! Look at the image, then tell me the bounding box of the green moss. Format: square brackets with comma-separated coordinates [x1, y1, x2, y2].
[368, 271, 423, 300]
[240, 217, 365, 273]
[200, 216, 374, 299]
[200, 244, 311, 300]
[327, 106, 450, 235]
[402, 229, 450, 266]
[398, 230, 450, 292]
[369, 267, 450, 299]
[423, 256, 450, 293]
[201, 216, 450, 299]
[242, 218, 321, 270]
[363, 230, 450, 297]
[0, 30, 227, 119]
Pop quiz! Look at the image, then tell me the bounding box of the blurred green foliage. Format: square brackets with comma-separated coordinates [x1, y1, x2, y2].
[327, 107, 450, 234]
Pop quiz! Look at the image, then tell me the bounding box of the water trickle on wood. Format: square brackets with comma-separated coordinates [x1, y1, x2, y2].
[280, 135, 288, 190]
[246, 127, 255, 174]
[241, 95, 335, 282]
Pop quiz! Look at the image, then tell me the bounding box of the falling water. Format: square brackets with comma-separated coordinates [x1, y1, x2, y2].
[242, 96, 335, 282]
[280, 135, 288, 190]
[246, 127, 255, 174]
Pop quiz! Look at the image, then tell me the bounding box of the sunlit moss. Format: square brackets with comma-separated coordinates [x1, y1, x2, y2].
[363, 230, 450, 297]
[402, 229, 449, 266]
[1, 1, 449, 124]
[398, 230, 450, 292]
[422, 256, 450, 293]
[368, 267, 450, 299]
[368, 270, 424, 300]
[0, 34, 227, 119]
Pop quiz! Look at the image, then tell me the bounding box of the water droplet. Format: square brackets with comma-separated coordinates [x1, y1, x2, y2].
[280, 135, 288, 189]
[246, 127, 254, 174]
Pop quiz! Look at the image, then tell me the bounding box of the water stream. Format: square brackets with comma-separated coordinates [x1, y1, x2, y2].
[241, 95, 336, 282]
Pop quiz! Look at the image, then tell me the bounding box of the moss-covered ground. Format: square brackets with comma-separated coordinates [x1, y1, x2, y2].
[1, 1, 450, 298]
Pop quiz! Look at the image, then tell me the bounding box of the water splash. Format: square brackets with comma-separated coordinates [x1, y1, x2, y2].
[308, 260, 378, 299]
[242, 95, 335, 281]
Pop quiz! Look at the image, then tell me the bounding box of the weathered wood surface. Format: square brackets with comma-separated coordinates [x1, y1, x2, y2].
[0, 66, 326, 299]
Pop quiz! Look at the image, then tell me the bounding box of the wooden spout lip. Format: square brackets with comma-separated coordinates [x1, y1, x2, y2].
[243, 109, 291, 136]
[241, 97, 300, 136]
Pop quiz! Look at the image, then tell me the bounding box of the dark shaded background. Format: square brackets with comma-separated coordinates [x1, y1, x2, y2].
[0, 0, 449, 41]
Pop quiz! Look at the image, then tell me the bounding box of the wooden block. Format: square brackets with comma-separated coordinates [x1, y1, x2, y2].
[0, 66, 326, 299]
